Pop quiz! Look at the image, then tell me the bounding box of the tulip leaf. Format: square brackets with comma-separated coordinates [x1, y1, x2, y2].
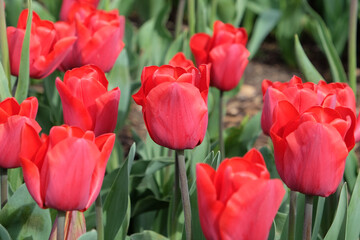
[345, 172, 360, 240]
[344, 150, 358, 193]
[294, 35, 324, 83]
[132, 195, 168, 217]
[103, 143, 135, 240]
[0, 224, 11, 240]
[115, 196, 131, 240]
[324, 184, 348, 240]
[274, 212, 287, 240]
[32, 1, 55, 21]
[164, 31, 187, 63]
[233, 0, 248, 26]
[311, 197, 325, 240]
[0, 184, 51, 240]
[196, 0, 208, 33]
[78, 230, 97, 240]
[106, 138, 124, 173]
[129, 230, 168, 240]
[0, 63, 11, 101]
[7, 168, 23, 193]
[15, 0, 32, 103]
[295, 193, 305, 240]
[0, 0, 10, 83]
[247, 9, 281, 59]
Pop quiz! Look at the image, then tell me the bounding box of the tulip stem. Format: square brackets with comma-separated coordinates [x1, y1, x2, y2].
[0, 168, 7, 209]
[219, 90, 225, 159]
[95, 196, 104, 240]
[288, 191, 297, 240]
[176, 150, 191, 240]
[302, 195, 313, 240]
[187, 0, 195, 36]
[57, 210, 66, 240]
[348, 0, 358, 97]
[169, 152, 181, 240]
[175, 0, 186, 38]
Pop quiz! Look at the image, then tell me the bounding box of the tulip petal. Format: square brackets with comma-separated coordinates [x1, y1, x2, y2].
[189, 33, 211, 65]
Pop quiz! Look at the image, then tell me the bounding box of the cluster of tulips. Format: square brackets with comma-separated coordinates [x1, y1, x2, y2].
[0, 0, 359, 239]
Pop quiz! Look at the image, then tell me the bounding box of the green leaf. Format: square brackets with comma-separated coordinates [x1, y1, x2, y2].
[344, 150, 358, 193]
[294, 35, 324, 83]
[106, 138, 124, 173]
[295, 193, 305, 240]
[324, 184, 348, 240]
[78, 230, 97, 240]
[115, 196, 131, 240]
[0, 63, 11, 101]
[130, 230, 168, 240]
[164, 32, 187, 63]
[32, 1, 56, 21]
[247, 9, 282, 59]
[0, 0, 10, 83]
[274, 212, 287, 240]
[132, 195, 168, 217]
[311, 197, 325, 240]
[0, 184, 51, 240]
[7, 168, 23, 193]
[15, 0, 32, 103]
[345, 172, 360, 240]
[0, 224, 11, 240]
[196, 0, 208, 33]
[233, 0, 248, 26]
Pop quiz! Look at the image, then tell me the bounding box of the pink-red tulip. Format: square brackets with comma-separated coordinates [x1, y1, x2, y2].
[56, 65, 120, 136]
[261, 76, 357, 135]
[270, 101, 356, 197]
[190, 20, 249, 91]
[57, 7, 125, 72]
[20, 125, 115, 211]
[168, 52, 194, 69]
[7, 10, 76, 79]
[196, 149, 285, 240]
[132, 62, 210, 150]
[0, 97, 40, 168]
[60, 0, 100, 21]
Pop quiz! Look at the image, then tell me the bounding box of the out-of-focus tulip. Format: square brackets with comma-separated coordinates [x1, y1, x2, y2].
[20, 125, 115, 211]
[196, 149, 285, 240]
[270, 101, 356, 197]
[7, 10, 76, 79]
[60, 0, 100, 21]
[190, 20, 249, 91]
[0, 97, 40, 168]
[57, 8, 125, 72]
[168, 52, 194, 69]
[261, 76, 357, 135]
[132, 62, 210, 150]
[56, 65, 120, 136]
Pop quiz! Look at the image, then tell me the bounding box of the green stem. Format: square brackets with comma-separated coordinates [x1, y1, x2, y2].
[57, 210, 66, 240]
[348, 0, 358, 98]
[95, 196, 104, 240]
[302, 195, 313, 240]
[288, 191, 297, 240]
[0, 168, 7, 209]
[176, 150, 191, 240]
[0, 0, 10, 86]
[187, 0, 195, 36]
[175, 0, 186, 38]
[211, 0, 218, 25]
[169, 152, 181, 240]
[219, 90, 225, 159]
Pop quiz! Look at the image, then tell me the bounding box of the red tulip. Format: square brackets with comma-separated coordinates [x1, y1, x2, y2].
[56, 65, 120, 136]
[0, 97, 40, 168]
[261, 76, 357, 135]
[190, 20, 249, 91]
[196, 149, 285, 240]
[270, 101, 356, 197]
[60, 0, 100, 21]
[132, 63, 210, 150]
[168, 52, 194, 69]
[20, 125, 115, 211]
[7, 10, 76, 79]
[57, 8, 125, 72]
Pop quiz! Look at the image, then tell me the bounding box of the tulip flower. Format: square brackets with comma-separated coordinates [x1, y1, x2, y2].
[196, 149, 285, 240]
[190, 20, 249, 91]
[168, 52, 194, 69]
[0, 97, 40, 169]
[261, 76, 357, 135]
[7, 10, 76, 79]
[132, 63, 210, 150]
[56, 65, 121, 136]
[20, 125, 115, 211]
[57, 8, 125, 72]
[270, 101, 356, 197]
[60, 0, 100, 21]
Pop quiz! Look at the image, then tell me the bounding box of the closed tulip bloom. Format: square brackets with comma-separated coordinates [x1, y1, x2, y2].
[168, 52, 194, 69]
[132, 63, 210, 150]
[7, 10, 76, 79]
[0, 97, 40, 168]
[60, 0, 100, 21]
[20, 125, 115, 211]
[261, 76, 357, 135]
[58, 8, 125, 72]
[190, 20, 249, 91]
[270, 101, 356, 197]
[56, 65, 120, 136]
[196, 149, 285, 240]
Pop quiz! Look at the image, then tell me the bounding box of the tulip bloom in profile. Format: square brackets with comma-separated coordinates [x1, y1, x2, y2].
[270, 101, 356, 197]
[20, 125, 115, 211]
[56, 65, 120, 136]
[261, 76, 357, 135]
[196, 149, 285, 240]
[7, 10, 76, 79]
[0, 97, 40, 169]
[190, 20, 249, 91]
[59, 0, 100, 21]
[132, 62, 210, 150]
[57, 7, 125, 72]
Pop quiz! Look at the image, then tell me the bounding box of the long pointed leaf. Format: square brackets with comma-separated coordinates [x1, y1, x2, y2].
[345, 172, 360, 240]
[0, 64, 11, 101]
[0, 0, 10, 83]
[311, 197, 325, 240]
